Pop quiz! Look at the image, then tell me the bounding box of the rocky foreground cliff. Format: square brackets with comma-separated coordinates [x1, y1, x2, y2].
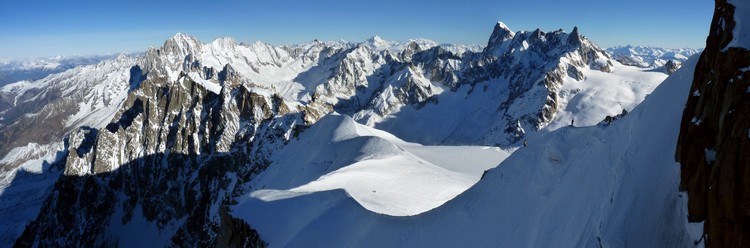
[676, 0, 750, 247]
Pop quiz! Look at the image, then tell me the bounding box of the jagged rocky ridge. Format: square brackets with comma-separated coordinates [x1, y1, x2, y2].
[16, 63, 292, 247]
[7, 23, 623, 246]
[147, 23, 614, 147]
[676, 0, 750, 247]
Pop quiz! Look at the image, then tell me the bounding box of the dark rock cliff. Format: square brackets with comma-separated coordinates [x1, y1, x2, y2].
[676, 0, 750, 247]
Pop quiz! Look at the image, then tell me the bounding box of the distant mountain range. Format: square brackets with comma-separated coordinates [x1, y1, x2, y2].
[0, 44, 699, 88]
[606, 45, 702, 74]
[0, 53, 141, 86]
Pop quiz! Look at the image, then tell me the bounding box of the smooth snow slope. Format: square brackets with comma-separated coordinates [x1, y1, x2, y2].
[233, 57, 702, 247]
[245, 114, 512, 217]
[544, 60, 667, 131]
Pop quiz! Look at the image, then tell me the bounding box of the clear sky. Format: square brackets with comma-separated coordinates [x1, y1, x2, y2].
[0, 0, 713, 60]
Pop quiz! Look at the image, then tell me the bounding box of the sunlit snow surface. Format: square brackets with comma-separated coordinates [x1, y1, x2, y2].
[545, 61, 668, 130]
[246, 114, 513, 216]
[232, 57, 703, 247]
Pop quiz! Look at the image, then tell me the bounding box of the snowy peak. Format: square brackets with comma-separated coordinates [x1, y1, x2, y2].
[161, 33, 203, 57]
[484, 22, 516, 55]
[493, 22, 515, 40]
[207, 37, 237, 52]
[363, 35, 440, 54]
[366, 35, 387, 47]
[365, 35, 394, 52]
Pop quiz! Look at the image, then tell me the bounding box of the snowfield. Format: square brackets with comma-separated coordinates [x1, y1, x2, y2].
[232, 56, 703, 247]
[246, 114, 513, 216]
[544, 60, 668, 130]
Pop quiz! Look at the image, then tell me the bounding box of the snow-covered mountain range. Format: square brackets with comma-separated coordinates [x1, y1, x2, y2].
[0, 15, 730, 246]
[606, 45, 702, 74]
[0, 53, 138, 86]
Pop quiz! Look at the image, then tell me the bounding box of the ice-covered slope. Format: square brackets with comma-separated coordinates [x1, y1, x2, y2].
[232, 56, 702, 247]
[247, 114, 512, 216]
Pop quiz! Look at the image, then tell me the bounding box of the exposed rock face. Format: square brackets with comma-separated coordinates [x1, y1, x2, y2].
[14, 54, 301, 246]
[664, 60, 680, 75]
[676, 0, 750, 247]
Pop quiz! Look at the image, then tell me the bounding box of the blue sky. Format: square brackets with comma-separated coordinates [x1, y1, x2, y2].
[0, 0, 713, 60]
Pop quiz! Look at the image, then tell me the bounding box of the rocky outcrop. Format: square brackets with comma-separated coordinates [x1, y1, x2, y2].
[664, 60, 680, 75]
[676, 0, 750, 247]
